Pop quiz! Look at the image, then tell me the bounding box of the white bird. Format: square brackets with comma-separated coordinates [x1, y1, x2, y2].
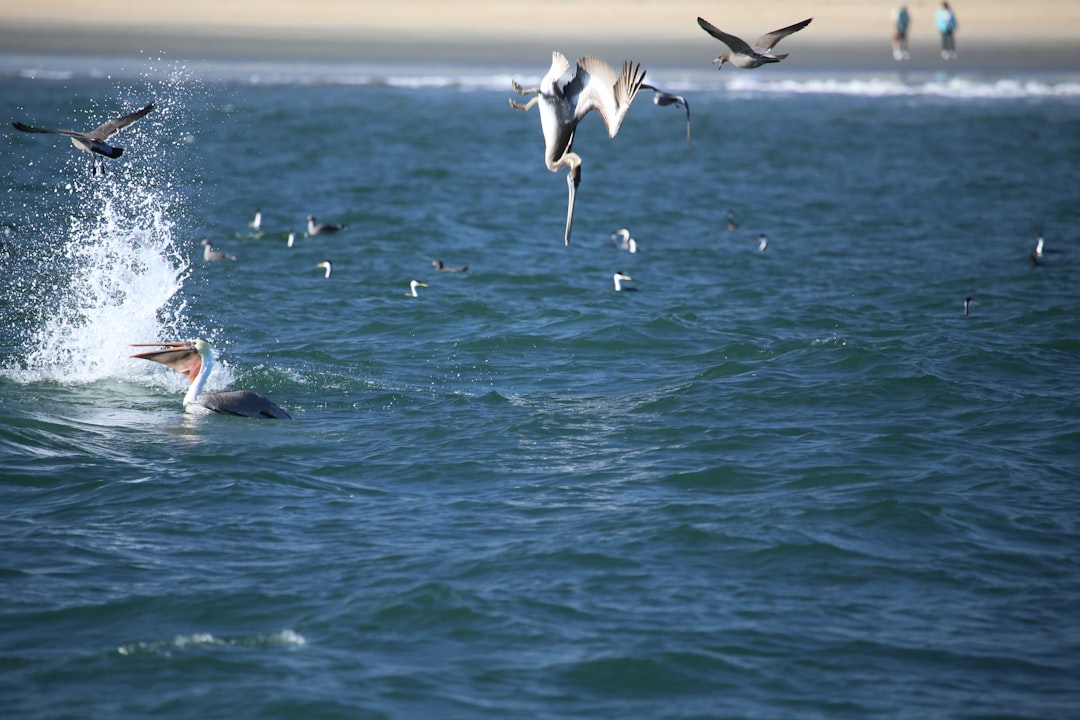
[613, 272, 637, 292]
[510, 51, 647, 246]
[610, 228, 638, 253]
[286, 228, 296, 248]
[200, 239, 236, 262]
[13, 101, 155, 175]
[317, 260, 332, 278]
[432, 259, 468, 272]
[1033, 235, 1063, 259]
[757, 233, 769, 252]
[130, 339, 291, 419]
[306, 215, 346, 236]
[248, 208, 262, 231]
[406, 279, 429, 298]
[642, 84, 691, 148]
[697, 16, 813, 70]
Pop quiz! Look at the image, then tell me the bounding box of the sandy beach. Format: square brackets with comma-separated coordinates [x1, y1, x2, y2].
[1, 0, 1079, 69]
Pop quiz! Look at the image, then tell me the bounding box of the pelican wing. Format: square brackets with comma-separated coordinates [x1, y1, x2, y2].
[571, 57, 646, 138]
[696, 17, 755, 55]
[754, 18, 813, 53]
[199, 390, 291, 419]
[90, 102, 154, 140]
[542, 51, 572, 93]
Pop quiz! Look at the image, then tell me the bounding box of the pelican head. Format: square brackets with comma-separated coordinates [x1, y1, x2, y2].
[130, 339, 212, 384]
[317, 260, 332, 279]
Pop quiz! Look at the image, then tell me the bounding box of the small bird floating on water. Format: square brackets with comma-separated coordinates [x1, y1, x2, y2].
[432, 259, 468, 272]
[613, 272, 637, 292]
[510, 51, 647, 246]
[757, 233, 769, 252]
[610, 228, 638, 253]
[286, 228, 296, 248]
[200, 239, 236, 262]
[963, 296, 977, 316]
[317, 260, 333, 278]
[306, 215, 346, 236]
[130, 339, 291, 419]
[697, 16, 813, 70]
[406, 279, 429, 297]
[248, 208, 262, 231]
[12, 101, 155, 175]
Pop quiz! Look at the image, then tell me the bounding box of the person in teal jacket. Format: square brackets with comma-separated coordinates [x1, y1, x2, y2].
[892, 5, 911, 61]
[936, 2, 958, 60]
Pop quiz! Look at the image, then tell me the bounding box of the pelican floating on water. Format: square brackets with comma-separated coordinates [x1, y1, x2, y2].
[130, 339, 291, 419]
[613, 272, 637, 292]
[432, 259, 468, 272]
[642, 84, 691, 148]
[610, 228, 638, 253]
[13, 101, 155, 174]
[697, 16, 813, 70]
[200, 239, 236, 262]
[306, 215, 346, 236]
[510, 51, 647, 246]
[406, 279, 428, 297]
[317, 260, 333, 278]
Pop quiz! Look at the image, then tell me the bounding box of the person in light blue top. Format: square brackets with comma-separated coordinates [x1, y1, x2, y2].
[936, 1, 959, 60]
[892, 5, 911, 61]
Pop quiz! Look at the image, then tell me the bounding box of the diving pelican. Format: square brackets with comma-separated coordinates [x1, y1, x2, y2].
[610, 228, 638, 253]
[406, 279, 428, 297]
[306, 215, 346, 236]
[200, 239, 236, 262]
[248, 208, 262, 231]
[757, 233, 768, 252]
[13, 101, 154, 175]
[613, 272, 637, 292]
[963, 296, 978, 316]
[432, 259, 468, 272]
[130, 339, 291, 419]
[317, 260, 332, 278]
[642, 84, 691, 148]
[510, 51, 647, 246]
[697, 16, 813, 70]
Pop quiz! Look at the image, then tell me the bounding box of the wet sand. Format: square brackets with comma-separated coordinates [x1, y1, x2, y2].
[2, 1, 1078, 69]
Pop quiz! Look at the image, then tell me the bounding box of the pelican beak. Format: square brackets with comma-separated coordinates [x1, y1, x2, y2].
[130, 341, 201, 382]
[564, 165, 581, 247]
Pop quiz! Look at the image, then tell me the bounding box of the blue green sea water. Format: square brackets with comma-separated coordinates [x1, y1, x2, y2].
[2, 54, 1079, 718]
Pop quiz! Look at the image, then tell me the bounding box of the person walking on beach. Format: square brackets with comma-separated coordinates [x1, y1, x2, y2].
[892, 4, 911, 61]
[936, 1, 958, 60]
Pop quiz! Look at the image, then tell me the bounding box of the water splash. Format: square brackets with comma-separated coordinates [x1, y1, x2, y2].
[2, 64, 196, 385]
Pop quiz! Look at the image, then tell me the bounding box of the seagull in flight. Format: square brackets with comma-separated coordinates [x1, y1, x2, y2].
[12, 101, 154, 174]
[697, 17, 813, 70]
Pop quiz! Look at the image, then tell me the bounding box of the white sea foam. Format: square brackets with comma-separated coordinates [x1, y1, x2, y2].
[725, 74, 1080, 99]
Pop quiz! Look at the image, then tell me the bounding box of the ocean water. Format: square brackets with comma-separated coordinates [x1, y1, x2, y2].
[2, 55, 1079, 718]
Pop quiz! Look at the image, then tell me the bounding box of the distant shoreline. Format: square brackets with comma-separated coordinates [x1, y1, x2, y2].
[2, 23, 1079, 75]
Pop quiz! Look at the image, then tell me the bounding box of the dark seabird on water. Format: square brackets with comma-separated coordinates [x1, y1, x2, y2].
[13, 102, 154, 174]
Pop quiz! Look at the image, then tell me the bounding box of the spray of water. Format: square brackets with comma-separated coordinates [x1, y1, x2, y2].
[1, 62, 212, 387]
